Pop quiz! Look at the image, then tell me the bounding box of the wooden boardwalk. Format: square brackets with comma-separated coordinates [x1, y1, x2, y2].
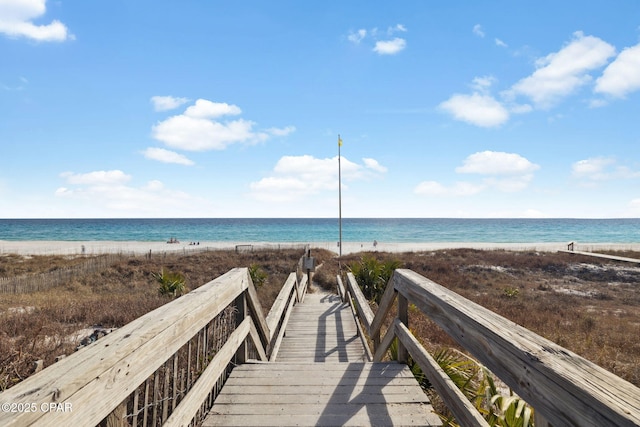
[559, 249, 640, 264]
[204, 289, 441, 426]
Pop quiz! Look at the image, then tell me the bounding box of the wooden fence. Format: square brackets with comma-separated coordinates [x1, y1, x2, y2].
[0, 254, 125, 294]
[338, 269, 640, 426]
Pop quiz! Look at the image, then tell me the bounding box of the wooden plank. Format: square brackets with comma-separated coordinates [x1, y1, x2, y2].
[268, 288, 296, 361]
[559, 249, 640, 264]
[245, 270, 271, 350]
[345, 287, 373, 362]
[297, 274, 308, 303]
[373, 317, 397, 362]
[212, 392, 428, 405]
[228, 363, 411, 377]
[346, 272, 375, 330]
[0, 268, 250, 427]
[204, 411, 440, 427]
[392, 268, 640, 426]
[336, 274, 346, 301]
[265, 273, 296, 338]
[223, 376, 419, 387]
[219, 384, 426, 395]
[163, 317, 251, 427]
[248, 316, 268, 361]
[395, 320, 489, 427]
[369, 276, 397, 339]
[209, 402, 434, 416]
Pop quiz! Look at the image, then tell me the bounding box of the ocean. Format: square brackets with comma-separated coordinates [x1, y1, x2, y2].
[0, 218, 639, 243]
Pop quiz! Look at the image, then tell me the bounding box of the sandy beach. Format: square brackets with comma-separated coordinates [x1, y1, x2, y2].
[1, 240, 639, 256]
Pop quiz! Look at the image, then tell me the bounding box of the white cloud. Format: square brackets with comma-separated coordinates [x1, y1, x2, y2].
[508, 31, 616, 108]
[456, 151, 540, 175]
[151, 99, 275, 151]
[439, 93, 509, 127]
[348, 24, 408, 55]
[348, 29, 367, 44]
[363, 158, 387, 173]
[266, 126, 296, 136]
[60, 170, 131, 185]
[572, 157, 640, 181]
[471, 76, 496, 92]
[373, 38, 406, 55]
[184, 99, 242, 118]
[142, 147, 194, 166]
[572, 156, 615, 178]
[249, 155, 385, 202]
[151, 96, 189, 112]
[415, 151, 539, 197]
[594, 43, 640, 98]
[0, 0, 72, 42]
[56, 170, 209, 215]
[495, 38, 507, 48]
[392, 24, 407, 33]
[473, 24, 485, 38]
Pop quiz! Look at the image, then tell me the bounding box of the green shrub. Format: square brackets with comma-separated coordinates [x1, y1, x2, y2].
[152, 269, 186, 297]
[249, 264, 268, 287]
[349, 255, 402, 303]
[502, 287, 520, 298]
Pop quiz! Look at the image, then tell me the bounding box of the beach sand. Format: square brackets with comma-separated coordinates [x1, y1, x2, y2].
[1, 240, 639, 256]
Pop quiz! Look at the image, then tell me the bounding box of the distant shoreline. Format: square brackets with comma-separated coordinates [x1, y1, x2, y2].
[2, 240, 639, 256]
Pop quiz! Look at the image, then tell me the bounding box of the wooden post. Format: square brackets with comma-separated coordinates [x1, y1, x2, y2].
[235, 292, 247, 364]
[103, 401, 127, 427]
[397, 294, 408, 364]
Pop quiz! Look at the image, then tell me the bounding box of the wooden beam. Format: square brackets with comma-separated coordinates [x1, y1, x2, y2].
[395, 320, 490, 427]
[392, 269, 640, 426]
[265, 273, 297, 339]
[245, 270, 270, 351]
[369, 278, 397, 347]
[345, 272, 375, 331]
[164, 317, 252, 427]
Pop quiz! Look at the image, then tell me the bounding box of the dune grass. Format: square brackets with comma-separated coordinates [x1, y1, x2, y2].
[2, 247, 639, 392]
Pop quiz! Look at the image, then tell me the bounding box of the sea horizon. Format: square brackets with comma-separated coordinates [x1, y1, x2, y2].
[1, 218, 639, 244]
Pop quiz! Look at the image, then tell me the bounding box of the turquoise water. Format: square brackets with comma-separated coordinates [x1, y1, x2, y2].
[0, 218, 639, 243]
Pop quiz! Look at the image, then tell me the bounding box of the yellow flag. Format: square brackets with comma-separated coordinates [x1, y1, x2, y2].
[338, 136, 342, 147]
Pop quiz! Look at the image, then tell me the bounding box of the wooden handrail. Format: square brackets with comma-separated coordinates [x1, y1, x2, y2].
[345, 272, 375, 331]
[363, 268, 640, 426]
[0, 267, 272, 427]
[266, 272, 305, 361]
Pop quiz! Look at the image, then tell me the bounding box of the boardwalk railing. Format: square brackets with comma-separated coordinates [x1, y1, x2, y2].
[0, 263, 308, 427]
[339, 268, 640, 427]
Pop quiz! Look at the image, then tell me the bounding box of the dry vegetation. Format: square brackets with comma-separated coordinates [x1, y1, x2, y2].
[0, 248, 334, 390]
[2, 247, 639, 395]
[315, 249, 640, 388]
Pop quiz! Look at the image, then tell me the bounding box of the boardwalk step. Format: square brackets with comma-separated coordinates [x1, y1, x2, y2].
[203, 363, 441, 426]
[204, 290, 441, 426]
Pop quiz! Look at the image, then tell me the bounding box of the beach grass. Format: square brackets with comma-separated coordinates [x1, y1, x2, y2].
[1, 246, 639, 393]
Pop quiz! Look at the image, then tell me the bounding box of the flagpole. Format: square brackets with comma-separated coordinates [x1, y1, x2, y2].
[338, 135, 343, 258]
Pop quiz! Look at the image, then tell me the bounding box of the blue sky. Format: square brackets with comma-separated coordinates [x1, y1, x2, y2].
[1, 1, 640, 218]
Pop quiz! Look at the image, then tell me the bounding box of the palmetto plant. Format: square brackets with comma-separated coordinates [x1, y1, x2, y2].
[349, 255, 402, 303]
[390, 339, 533, 427]
[477, 368, 533, 427]
[152, 269, 187, 297]
[248, 264, 268, 287]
